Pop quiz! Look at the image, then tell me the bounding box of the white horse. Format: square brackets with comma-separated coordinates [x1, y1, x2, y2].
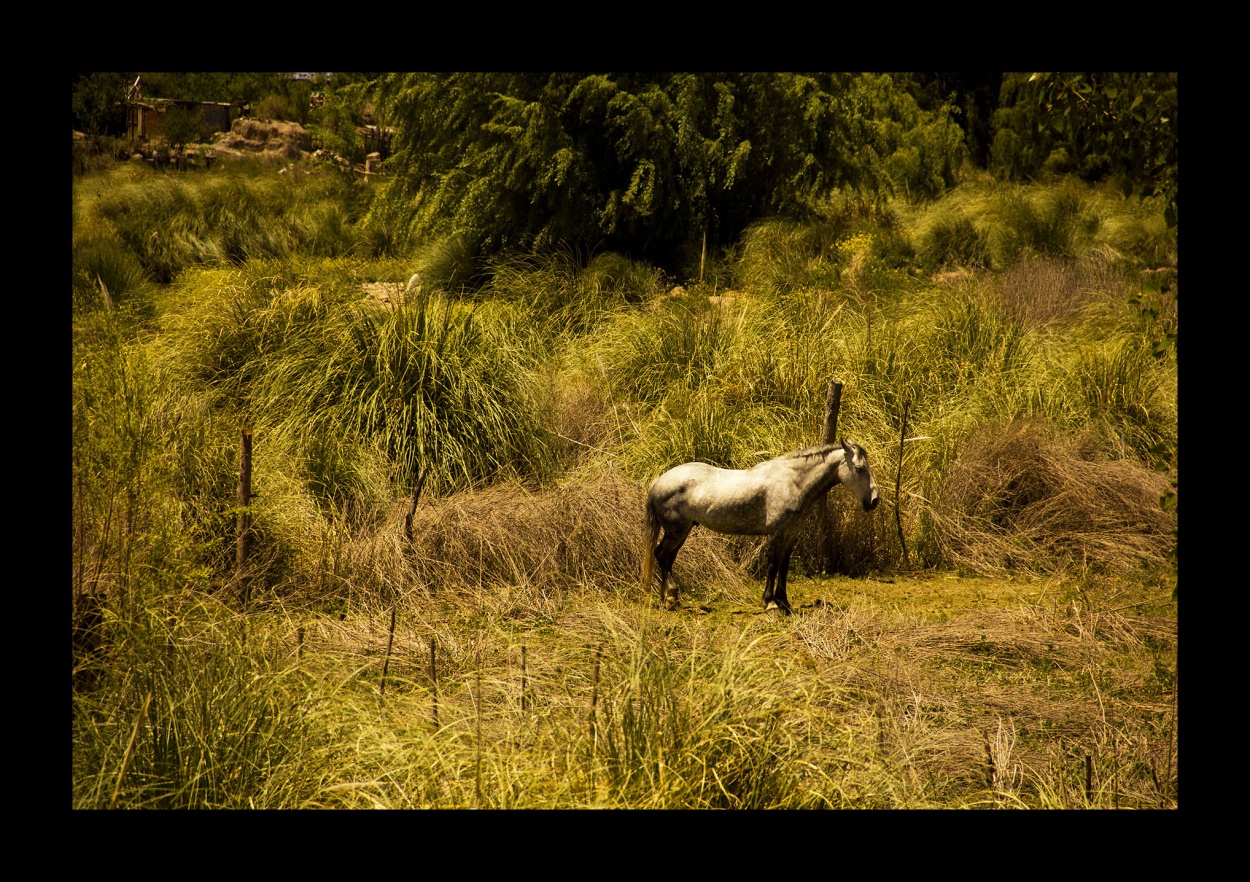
[642, 439, 880, 613]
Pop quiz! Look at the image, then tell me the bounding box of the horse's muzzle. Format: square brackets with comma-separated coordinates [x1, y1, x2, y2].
[864, 493, 880, 512]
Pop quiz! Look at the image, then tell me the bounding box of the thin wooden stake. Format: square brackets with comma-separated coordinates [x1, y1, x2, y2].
[297, 626, 305, 661]
[475, 668, 483, 808]
[1085, 754, 1094, 805]
[895, 400, 911, 569]
[236, 428, 253, 605]
[379, 605, 397, 695]
[700, 230, 707, 284]
[520, 645, 528, 713]
[429, 635, 439, 729]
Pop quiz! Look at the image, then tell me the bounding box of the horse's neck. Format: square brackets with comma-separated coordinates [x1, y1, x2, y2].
[797, 447, 846, 497]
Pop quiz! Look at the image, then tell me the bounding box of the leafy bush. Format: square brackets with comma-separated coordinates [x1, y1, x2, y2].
[161, 105, 212, 149]
[367, 73, 964, 267]
[990, 73, 1177, 226]
[255, 94, 295, 122]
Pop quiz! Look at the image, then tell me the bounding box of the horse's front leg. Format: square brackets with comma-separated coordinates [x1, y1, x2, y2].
[762, 538, 781, 611]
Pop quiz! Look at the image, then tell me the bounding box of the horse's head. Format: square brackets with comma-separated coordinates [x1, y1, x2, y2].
[839, 438, 880, 512]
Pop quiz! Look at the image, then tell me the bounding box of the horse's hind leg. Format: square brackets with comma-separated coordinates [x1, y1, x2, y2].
[655, 522, 691, 610]
[774, 544, 795, 614]
[762, 537, 794, 614]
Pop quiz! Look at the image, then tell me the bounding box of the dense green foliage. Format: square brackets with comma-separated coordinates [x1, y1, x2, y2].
[364, 73, 966, 269]
[991, 73, 1177, 225]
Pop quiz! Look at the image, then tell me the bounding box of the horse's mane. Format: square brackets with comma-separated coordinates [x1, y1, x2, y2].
[779, 441, 844, 462]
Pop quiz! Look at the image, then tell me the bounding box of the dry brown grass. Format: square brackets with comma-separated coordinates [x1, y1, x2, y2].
[932, 419, 1175, 577]
[789, 581, 1177, 807]
[987, 255, 1132, 329]
[380, 468, 743, 605]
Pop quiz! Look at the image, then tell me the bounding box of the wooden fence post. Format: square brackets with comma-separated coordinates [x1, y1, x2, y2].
[588, 644, 604, 760]
[520, 645, 528, 712]
[236, 428, 253, 604]
[430, 636, 439, 730]
[895, 401, 911, 569]
[816, 380, 843, 574]
[379, 605, 397, 695]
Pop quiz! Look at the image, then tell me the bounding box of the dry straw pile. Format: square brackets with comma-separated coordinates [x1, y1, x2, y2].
[934, 419, 1174, 576]
[395, 468, 740, 597]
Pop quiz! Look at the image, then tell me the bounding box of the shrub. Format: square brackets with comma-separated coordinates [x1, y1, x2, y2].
[255, 94, 295, 122]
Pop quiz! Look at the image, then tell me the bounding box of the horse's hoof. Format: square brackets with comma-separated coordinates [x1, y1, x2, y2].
[764, 601, 779, 611]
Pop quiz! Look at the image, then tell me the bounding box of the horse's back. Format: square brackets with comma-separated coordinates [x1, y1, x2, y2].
[650, 461, 772, 534]
[648, 462, 717, 509]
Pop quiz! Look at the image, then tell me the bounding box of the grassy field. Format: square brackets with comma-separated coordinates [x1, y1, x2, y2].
[72, 157, 1177, 809]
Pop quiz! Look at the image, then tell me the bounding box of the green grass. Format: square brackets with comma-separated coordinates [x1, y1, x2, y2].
[74, 571, 1175, 808]
[73, 166, 1177, 808]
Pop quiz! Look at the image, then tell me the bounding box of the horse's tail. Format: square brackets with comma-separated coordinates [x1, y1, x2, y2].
[641, 493, 661, 593]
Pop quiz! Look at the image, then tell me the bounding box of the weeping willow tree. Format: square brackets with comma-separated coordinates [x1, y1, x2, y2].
[361, 73, 967, 268]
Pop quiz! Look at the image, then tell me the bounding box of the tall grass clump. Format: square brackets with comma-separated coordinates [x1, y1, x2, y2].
[155, 260, 556, 546]
[84, 163, 357, 283]
[72, 597, 325, 808]
[626, 386, 798, 477]
[912, 178, 1172, 274]
[485, 248, 663, 339]
[1064, 334, 1177, 461]
[915, 203, 991, 270]
[926, 288, 1035, 399]
[585, 294, 813, 479]
[585, 624, 826, 808]
[409, 232, 482, 293]
[72, 236, 151, 316]
[1098, 193, 1177, 269]
[734, 191, 916, 295]
[982, 180, 1100, 266]
[73, 304, 209, 617]
[734, 218, 845, 295]
[592, 296, 736, 409]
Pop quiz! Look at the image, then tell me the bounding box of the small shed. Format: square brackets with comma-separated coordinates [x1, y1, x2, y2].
[125, 77, 232, 143]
